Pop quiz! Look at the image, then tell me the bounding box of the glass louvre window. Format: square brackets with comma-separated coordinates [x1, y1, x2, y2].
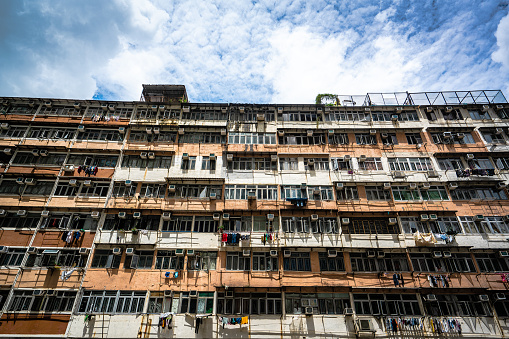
[124, 250, 154, 269]
[179, 292, 214, 314]
[365, 186, 392, 200]
[306, 186, 334, 200]
[161, 216, 193, 232]
[279, 158, 298, 170]
[228, 157, 276, 171]
[283, 252, 311, 271]
[310, 218, 338, 234]
[90, 249, 122, 268]
[226, 252, 250, 271]
[78, 290, 145, 314]
[193, 216, 218, 233]
[450, 187, 507, 200]
[168, 184, 222, 199]
[475, 253, 509, 272]
[350, 252, 409, 272]
[112, 182, 137, 197]
[252, 252, 278, 271]
[27, 127, 76, 140]
[179, 133, 225, 143]
[431, 132, 475, 144]
[331, 158, 352, 171]
[122, 155, 172, 168]
[348, 218, 398, 235]
[494, 157, 509, 170]
[355, 134, 377, 145]
[285, 293, 350, 315]
[155, 250, 184, 270]
[424, 294, 490, 317]
[281, 186, 306, 199]
[217, 292, 282, 315]
[392, 185, 448, 201]
[328, 133, 349, 145]
[201, 156, 216, 170]
[187, 252, 217, 270]
[354, 294, 421, 316]
[227, 132, 276, 144]
[224, 185, 277, 200]
[482, 130, 506, 144]
[279, 133, 326, 145]
[139, 183, 166, 198]
[304, 158, 329, 170]
[282, 217, 311, 233]
[318, 252, 345, 271]
[9, 290, 77, 313]
[437, 158, 464, 170]
[223, 217, 251, 232]
[388, 158, 433, 171]
[77, 129, 123, 141]
[405, 133, 423, 145]
[336, 186, 359, 200]
[358, 157, 383, 170]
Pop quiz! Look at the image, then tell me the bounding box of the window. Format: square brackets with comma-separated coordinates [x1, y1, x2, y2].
[155, 250, 184, 270]
[285, 293, 350, 315]
[0, 212, 40, 228]
[365, 186, 392, 200]
[495, 157, 509, 170]
[227, 132, 276, 144]
[476, 253, 509, 272]
[124, 250, 154, 269]
[0, 180, 54, 196]
[217, 292, 282, 315]
[381, 133, 398, 145]
[27, 127, 76, 140]
[9, 290, 76, 313]
[86, 106, 132, 119]
[410, 253, 447, 272]
[482, 130, 506, 144]
[179, 292, 214, 314]
[467, 158, 495, 170]
[319, 252, 345, 271]
[468, 109, 491, 120]
[78, 290, 146, 314]
[39, 105, 83, 117]
[279, 110, 318, 121]
[494, 299, 509, 317]
[442, 109, 463, 121]
[223, 216, 251, 232]
[161, 216, 193, 232]
[279, 133, 326, 145]
[281, 217, 310, 233]
[54, 181, 79, 197]
[283, 252, 311, 271]
[358, 157, 383, 170]
[168, 184, 222, 199]
[350, 252, 409, 272]
[140, 183, 166, 198]
[0, 126, 27, 138]
[371, 111, 392, 121]
[460, 216, 509, 234]
[226, 252, 250, 270]
[188, 252, 217, 270]
[304, 158, 329, 171]
[450, 187, 507, 200]
[437, 158, 464, 170]
[182, 107, 227, 120]
[328, 133, 349, 145]
[121, 155, 172, 168]
[224, 185, 277, 200]
[40, 214, 97, 231]
[348, 218, 398, 235]
[281, 186, 306, 200]
[129, 131, 177, 143]
[3, 104, 35, 116]
[66, 154, 119, 167]
[399, 111, 420, 121]
[392, 185, 448, 201]
[325, 109, 370, 122]
[279, 158, 298, 170]
[310, 217, 339, 234]
[405, 133, 423, 145]
[336, 186, 359, 200]
[354, 294, 421, 316]
[193, 216, 218, 233]
[228, 157, 276, 171]
[447, 253, 476, 272]
[90, 249, 122, 268]
[355, 134, 377, 145]
[307, 186, 334, 200]
[388, 157, 433, 171]
[331, 158, 352, 171]
[424, 294, 490, 317]
[431, 132, 475, 144]
[201, 156, 216, 170]
[252, 252, 278, 271]
[112, 182, 137, 197]
[12, 152, 67, 166]
[26, 249, 87, 268]
[0, 248, 26, 266]
[77, 129, 123, 141]
[79, 182, 110, 197]
[180, 156, 196, 170]
[180, 132, 225, 143]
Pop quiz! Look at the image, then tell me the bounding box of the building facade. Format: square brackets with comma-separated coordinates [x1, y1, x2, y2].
[0, 86, 508, 338]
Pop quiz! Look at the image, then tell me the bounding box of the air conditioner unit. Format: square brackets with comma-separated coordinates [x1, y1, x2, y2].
[270, 250, 278, 257]
[117, 127, 126, 135]
[427, 294, 437, 301]
[162, 212, 171, 220]
[73, 102, 81, 109]
[189, 290, 198, 297]
[0, 246, 8, 253]
[422, 183, 431, 190]
[247, 191, 256, 200]
[304, 307, 313, 315]
[367, 251, 376, 258]
[420, 214, 429, 221]
[41, 210, 50, 218]
[456, 132, 465, 139]
[343, 308, 354, 315]
[227, 154, 233, 162]
[381, 133, 389, 139]
[32, 149, 39, 156]
[221, 129, 227, 136]
[389, 218, 397, 225]
[221, 107, 227, 112]
[213, 213, 220, 221]
[140, 152, 147, 159]
[336, 183, 344, 190]
[328, 250, 337, 258]
[209, 193, 217, 200]
[341, 218, 350, 225]
[175, 249, 184, 256]
[307, 130, 313, 137]
[28, 101, 35, 107]
[146, 127, 153, 134]
[359, 155, 367, 162]
[429, 214, 438, 221]
[0, 210, 5, 217]
[391, 114, 399, 121]
[409, 183, 417, 190]
[0, 123, 9, 130]
[443, 132, 452, 139]
[158, 105, 165, 111]
[182, 153, 189, 160]
[118, 212, 127, 219]
[445, 106, 453, 112]
[358, 319, 372, 331]
[78, 125, 85, 131]
[44, 101, 52, 108]
[312, 189, 320, 196]
[497, 293, 507, 300]
[277, 107, 284, 113]
[124, 180, 132, 187]
[33, 290, 45, 296]
[239, 106, 245, 113]
[443, 251, 452, 258]
[283, 250, 291, 257]
[328, 129, 335, 135]
[243, 250, 251, 257]
[164, 290, 173, 297]
[148, 152, 155, 159]
[112, 248, 121, 255]
[500, 251, 509, 257]
[257, 114, 265, 121]
[27, 247, 36, 254]
[277, 130, 284, 136]
[497, 182, 506, 190]
[101, 103, 108, 110]
[478, 294, 489, 302]
[133, 212, 141, 219]
[17, 210, 27, 217]
[496, 104, 504, 110]
[3, 148, 12, 155]
[222, 213, 230, 220]
[311, 214, 319, 221]
[377, 251, 385, 258]
[209, 153, 216, 160]
[63, 165, 75, 172]
[267, 214, 275, 221]
[168, 184, 176, 192]
[91, 211, 100, 219]
[370, 129, 376, 135]
[307, 159, 315, 167]
[187, 250, 195, 256]
[69, 179, 78, 187]
[364, 107, 371, 112]
[433, 251, 442, 258]
[151, 105, 158, 112]
[126, 248, 135, 256]
[448, 183, 458, 190]
[83, 180, 92, 187]
[25, 178, 36, 185]
[79, 248, 90, 255]
[271, 154, 278, 163]
[428, 170, 439, 178]
[154, 127, 161, 133]
[300, 183, 307, 189]
[178, 128, 185, 135]
[475, 215, 484, 221]
[16, 177, 24, 185]
[393, 171, 406, 178]
[108, 104, 115, 112]
[483, 105, 490, 112]
[383, 183, 391, 190]
[466, 153, 474, 160]
[504, 215, 509, 222]
[343, 155, 351, 161]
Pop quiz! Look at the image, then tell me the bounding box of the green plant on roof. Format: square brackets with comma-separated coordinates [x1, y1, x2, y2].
[316, 93, 340, 106]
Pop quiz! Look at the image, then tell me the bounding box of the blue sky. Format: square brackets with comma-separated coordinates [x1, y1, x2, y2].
[1, 0, 509, 104]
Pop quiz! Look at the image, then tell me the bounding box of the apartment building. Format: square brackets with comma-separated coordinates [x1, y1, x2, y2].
[0, 85, 508, 338]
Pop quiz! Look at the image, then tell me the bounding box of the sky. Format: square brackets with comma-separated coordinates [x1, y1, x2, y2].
[0, 0, 509, 104]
